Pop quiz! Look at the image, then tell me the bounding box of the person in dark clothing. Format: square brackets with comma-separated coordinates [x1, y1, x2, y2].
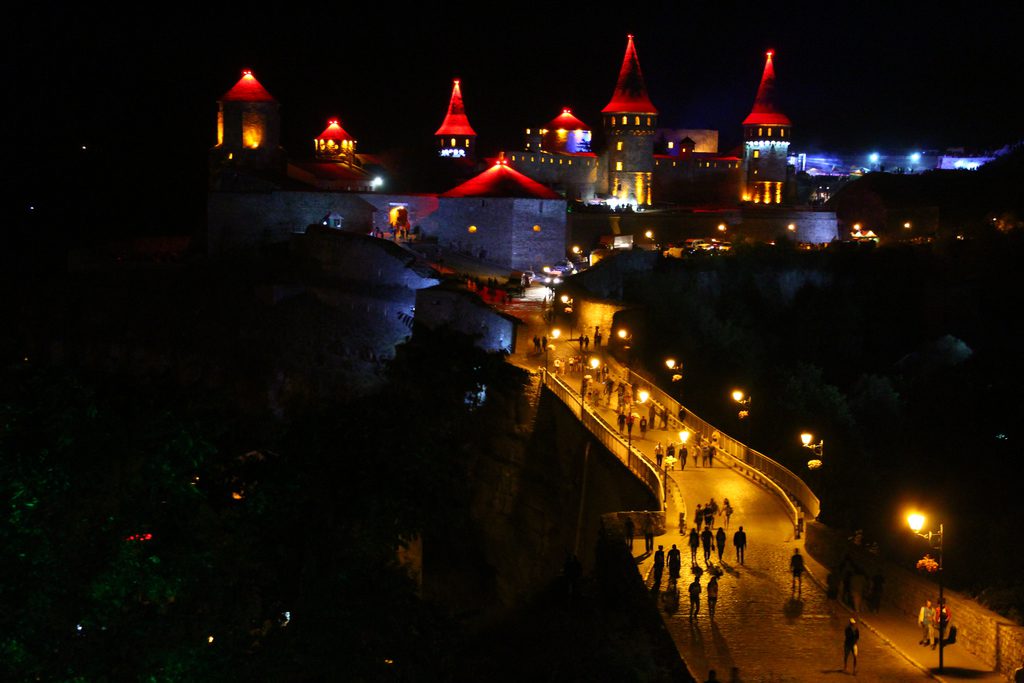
[844, 618, 860, 673]
[791, 548, 805, 594]
[667, 544, 682, 581]
[707, 575, 719, 618]
[688, 577, 701, 619]
[653, 545, 665, 587]
[624, 516, 635, 551]
[715, 527, 727, 563]
[733, 526, 747, 564]
[642, 514, 655, 552]
[701, 526, 713, 564]
[680, 443, 688, 469]
[689, 527, 700, 564]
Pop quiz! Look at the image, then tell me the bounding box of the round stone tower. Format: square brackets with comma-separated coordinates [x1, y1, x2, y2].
[741, 51, 791, 204]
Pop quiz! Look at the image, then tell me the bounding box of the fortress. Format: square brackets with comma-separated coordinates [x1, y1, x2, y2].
[207, 36, 837, 266]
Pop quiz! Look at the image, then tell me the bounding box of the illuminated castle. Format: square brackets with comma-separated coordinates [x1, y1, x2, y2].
[435, 79, 477, 161]
[506, 35, 758, 207]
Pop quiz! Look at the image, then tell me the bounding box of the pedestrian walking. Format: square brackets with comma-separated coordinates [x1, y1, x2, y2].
[790, 548, 805, 594]
[733, 526, 747, 564]
[703, 443, 712, 467]
[627, 414, 635, 440]
[723, 499, 733, 529]
[680, 443, 688, 469]
[688, 576, 701, 619]
[660, 405, 668, 429]
[933, 598, 951, 649]
[688, 527, 700, 564]
[624, 515, 635, 551]
[707, 575, 719, 618]
[708, 445, 715, 467]
[703, 504, 714, 530]
[542, 335, 548, 350]
[653, 544, 665, 587]
[694, 504, 703, 529]
[642, 514, 655, 553]
[715, 527, 727, 563]
[918, 598, 934, 645]
[595, 328, 602, 348]
[617, 411, 626, 434]
[639, 416, 648, 439]
[666, 442, 676, 469]
[668, 544, 682, 581]
[701, 526, 713, 565]
[843, 618, 860, 673]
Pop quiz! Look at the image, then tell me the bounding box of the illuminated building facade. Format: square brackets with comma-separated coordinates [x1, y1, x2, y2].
[741, 51, 791, 204]
[209, 70, 286, 184]
[434, 79, 477, 161]
[507, 36, 744, 207]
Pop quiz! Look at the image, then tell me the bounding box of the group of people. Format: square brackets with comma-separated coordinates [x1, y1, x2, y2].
[917, 597, 953, 649]
[688, 523, 748, 566]
[651, 543, 722, 621]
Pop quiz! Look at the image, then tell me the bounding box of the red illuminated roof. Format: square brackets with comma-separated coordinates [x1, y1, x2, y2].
[743, 51, 791, 126]
[317, 119, 354, 142]
[222, 70, 276, 102]
[441, 155, 561, 199]
[546, 108, 590, 131]
[602, 35, 658, 115]
[435, 79, 477, 137]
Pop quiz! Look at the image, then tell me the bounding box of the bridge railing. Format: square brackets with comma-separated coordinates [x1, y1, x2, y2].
[613, 362, 820, 526]
[542, 370, 665, 509]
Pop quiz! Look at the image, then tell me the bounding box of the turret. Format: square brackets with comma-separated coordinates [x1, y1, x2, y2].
[541, 108, 592, 154]
[314, 118, 358, 167]
[741, 51, 791, 204]
[435, 79, 477, 160]
[210, 69, 285, 177]
[602, 35, 658, 207]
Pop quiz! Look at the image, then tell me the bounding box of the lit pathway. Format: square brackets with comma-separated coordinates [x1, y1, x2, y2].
[504, 295, 1005, 682]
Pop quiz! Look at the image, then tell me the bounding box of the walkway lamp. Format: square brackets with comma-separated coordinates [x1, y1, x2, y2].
[732, 390, 751, 419]
[665, 358, 677, 370]
[908, 512, 946, 673]
[589, 357, 601, 370]
[638, 390, 650, 404]
[800, 432, 824, 469]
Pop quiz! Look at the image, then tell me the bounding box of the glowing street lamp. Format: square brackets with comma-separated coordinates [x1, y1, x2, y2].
[717, 223, 727, 232]
[907, 512, 946, 672]
[800, 432, 824, 469]
[638, 390, 650, 404]
[590, 357, 601, 370]
[644, 229, 654, 239]
[904, 222, 912, 229]
[665, 358, 677, 370]
[732, 390, 751, 420]
[617, 328, 629, 340]
[572, 245, 581, 255]
[551, 328, 561, 340]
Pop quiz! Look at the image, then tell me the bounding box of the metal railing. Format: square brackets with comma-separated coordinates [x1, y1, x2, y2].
[613, 362, 820, 528]
[542, 370, 665, 508]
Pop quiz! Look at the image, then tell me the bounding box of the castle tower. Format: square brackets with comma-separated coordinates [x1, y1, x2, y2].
[741, 51, 791, 204]
[434, 79, 477, 160]
[314, 118, 357, 167]
[210, 70, 285, 175]
[542, 108, 592, 154]
[602, 35, 658, 206]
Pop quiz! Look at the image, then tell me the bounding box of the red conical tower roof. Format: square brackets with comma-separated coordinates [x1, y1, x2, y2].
[546, 108, 590, 131]
[317, 118, 354, 142]
[221, 69, 276, 102]
[602, 35, 658, 115]
[435, 79, 477, 137]
[743, 51, 791, 126]
[441, 154, 561, 199]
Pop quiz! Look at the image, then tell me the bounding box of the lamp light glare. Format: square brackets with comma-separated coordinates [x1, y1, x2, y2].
[590, 357, 601, 369]
[617, 329, 628, 339]
[908, 513, 925, 533]
[665, 358, 676, 369]
[551, 328, 561, 339]
[732, 390, 745, 403]
[801, 432, 813, 446]
[638, 390, 650, 403]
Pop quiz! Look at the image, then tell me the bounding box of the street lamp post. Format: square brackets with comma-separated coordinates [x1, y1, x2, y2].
[732, 390, 751, 420]
[801, 432, 824, 470]
[908, 513, 946, 672]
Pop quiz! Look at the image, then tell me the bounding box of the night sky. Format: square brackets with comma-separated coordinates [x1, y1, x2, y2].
[6, 3, 1022, 232]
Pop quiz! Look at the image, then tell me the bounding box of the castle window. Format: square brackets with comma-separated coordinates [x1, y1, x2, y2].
[526, 143, 531, 148]
[767, 127, 773, 137]
[526, 128, 531, 134]
[568, 160, 572, 165]
[672, 161, 676, 167]
[450, 138, 456, 147]
[646, 117, 651, 126]
[616, 141, 623, 151]
[780, 129, 785, 138]
[758, 128, 763, 136]
[634, 116, 640, 125]
[615, 161, 623, 171]
[465, 139, 469, 147]
[468, 225, 477, 233]
[530, 156, 535, 162]
[533, 225, 541, 232]
[621, 116, 627, 125]
[753, 150, 760, 158]
[511, 155, 516, 161]
[668, 141, 674, 150]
